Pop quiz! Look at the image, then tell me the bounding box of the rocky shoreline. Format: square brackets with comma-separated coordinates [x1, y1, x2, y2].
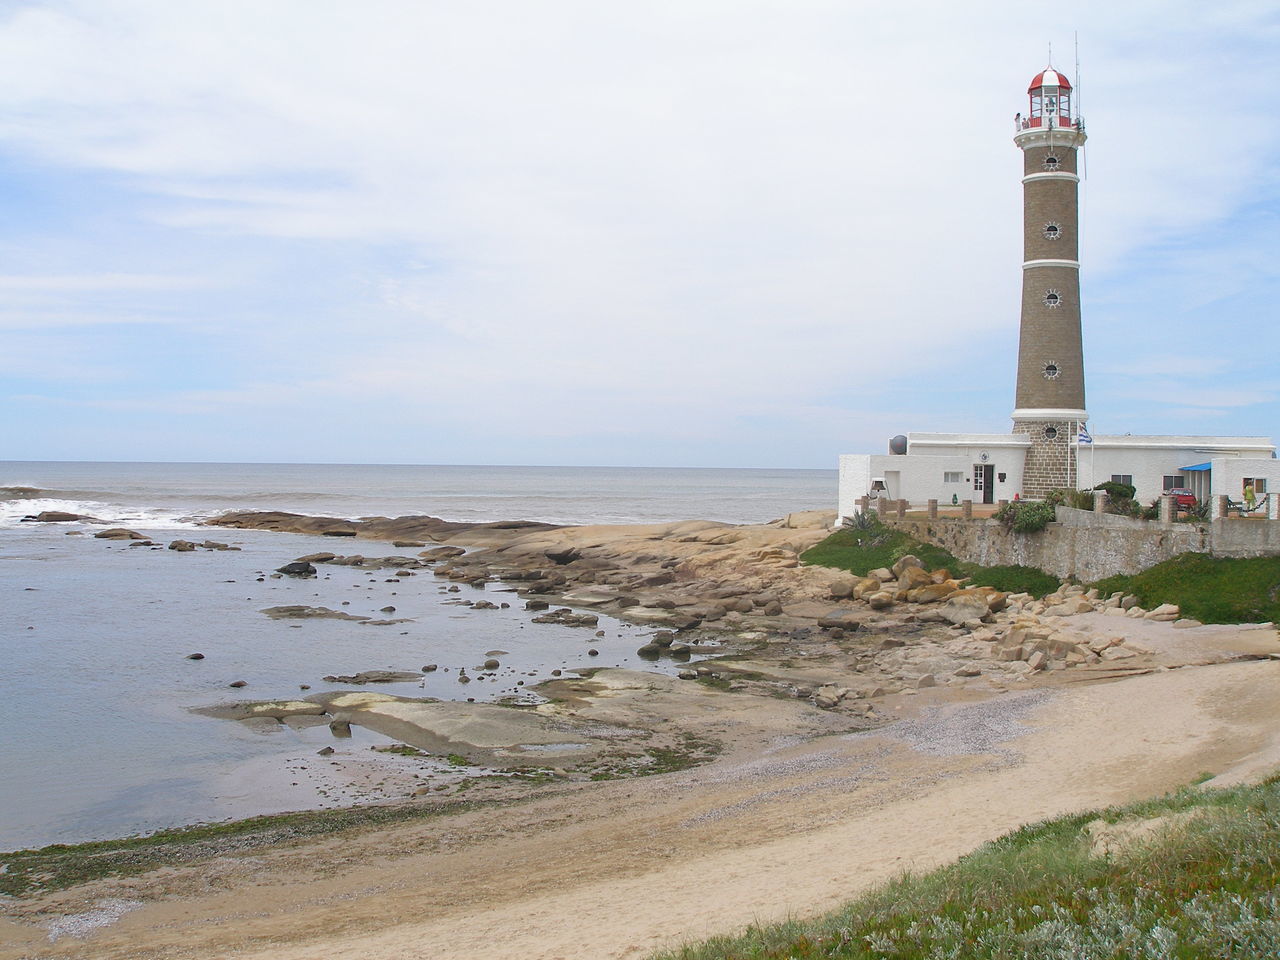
[195, 508, 1277, 779]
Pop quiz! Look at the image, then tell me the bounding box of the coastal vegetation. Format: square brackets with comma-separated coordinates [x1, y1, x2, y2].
[800, 518, 1060, 598]
[651, 774, 1280, 959]
[1091, 553, 1280, 625]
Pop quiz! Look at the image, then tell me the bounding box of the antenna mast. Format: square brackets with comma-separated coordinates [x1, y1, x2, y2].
[1075, 33, 1086, 179]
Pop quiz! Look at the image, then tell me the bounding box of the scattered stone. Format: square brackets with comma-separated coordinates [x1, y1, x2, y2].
[422, 664, 438, 672]
[168, 540, 197, 552]
[260, 605, 371, 622]
[185, 653, 204, 660]
[317, 746, 335, 756]
[525, 599, 550, 611]
[321, 670, 423, 684]
[229, 680, 247, 688]
[483, 658, 500, 670]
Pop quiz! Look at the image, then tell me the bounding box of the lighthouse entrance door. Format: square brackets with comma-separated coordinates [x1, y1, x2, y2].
[973, 464, 995, 504]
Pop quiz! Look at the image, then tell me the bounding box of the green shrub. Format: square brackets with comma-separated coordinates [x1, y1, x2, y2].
[993, 499, 1057, 533]
[1094, 480, 1136, 501]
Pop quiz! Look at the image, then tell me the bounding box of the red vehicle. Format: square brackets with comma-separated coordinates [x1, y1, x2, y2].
[1166, 487, 1197, 508]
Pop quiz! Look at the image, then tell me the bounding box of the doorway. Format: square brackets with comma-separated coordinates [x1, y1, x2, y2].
[973, 463, 995, 504]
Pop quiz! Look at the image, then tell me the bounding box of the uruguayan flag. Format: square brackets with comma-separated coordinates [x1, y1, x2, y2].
[1078, 425, 1093, 444]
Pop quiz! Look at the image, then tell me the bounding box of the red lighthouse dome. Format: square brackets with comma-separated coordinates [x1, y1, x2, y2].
[1028, 68, 1072, 93]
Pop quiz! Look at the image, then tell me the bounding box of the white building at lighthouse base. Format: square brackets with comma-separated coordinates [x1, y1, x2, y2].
[837, 432, 1280, 523]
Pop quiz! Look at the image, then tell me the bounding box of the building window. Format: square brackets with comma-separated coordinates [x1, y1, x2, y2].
[1162, 475, 1185, 491]
[1043, 221, 1061, 240]
[1111, 474, 1133, 487]
[1044, 426, 1058, 440]
[1244, 478, 1267, 494]
[1043, 154, 1060, 170]
[1042, 361, 1060, 380]
[1043, 290, 1062, 308]
[943, 471, 963, 483]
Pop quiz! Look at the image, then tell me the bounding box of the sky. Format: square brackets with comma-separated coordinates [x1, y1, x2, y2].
[0, 0, 1277, 468]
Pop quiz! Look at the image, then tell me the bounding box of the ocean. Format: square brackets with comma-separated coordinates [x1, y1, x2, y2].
[0, 462, 835, 850]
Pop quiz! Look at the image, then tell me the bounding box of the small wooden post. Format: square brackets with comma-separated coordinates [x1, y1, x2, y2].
[927, 499, 938, 519]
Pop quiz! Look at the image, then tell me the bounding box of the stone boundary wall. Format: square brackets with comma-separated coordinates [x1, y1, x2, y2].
[884, 506, 1280, 581]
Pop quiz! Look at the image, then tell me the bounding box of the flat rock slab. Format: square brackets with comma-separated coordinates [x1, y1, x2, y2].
[259, 605, 371, 622]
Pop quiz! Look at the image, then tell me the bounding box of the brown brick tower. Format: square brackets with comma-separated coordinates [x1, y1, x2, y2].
[1012, 67, 1087, 497]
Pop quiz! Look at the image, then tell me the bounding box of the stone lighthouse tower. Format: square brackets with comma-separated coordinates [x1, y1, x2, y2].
[1012, 66, 1087, 497]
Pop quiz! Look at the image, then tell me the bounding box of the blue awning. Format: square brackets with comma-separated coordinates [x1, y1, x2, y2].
[1180, 462, 1212, 472]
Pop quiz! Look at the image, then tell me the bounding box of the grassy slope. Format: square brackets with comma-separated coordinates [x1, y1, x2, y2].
[1092, 553, 1280, 625]
[651, 775, 1280, 960]
[800, 525, 1061, 598]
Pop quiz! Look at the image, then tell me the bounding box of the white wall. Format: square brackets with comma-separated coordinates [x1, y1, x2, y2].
[1209, 458, 1280, 519]
[1081, 436, 1276, 506]
[837, 449, 1025, 521]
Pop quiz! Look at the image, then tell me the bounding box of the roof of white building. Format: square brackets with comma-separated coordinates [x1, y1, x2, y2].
[1092, 435, 1275, 452]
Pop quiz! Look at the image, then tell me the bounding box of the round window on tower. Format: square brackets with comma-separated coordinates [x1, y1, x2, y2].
[1044, 426, 1059, 440]
[1043, 221, 1062, 240]
[1043, 154, 1061, 170]
[1043, 290, 1062, 308]
[1042, 361, 1061, 380]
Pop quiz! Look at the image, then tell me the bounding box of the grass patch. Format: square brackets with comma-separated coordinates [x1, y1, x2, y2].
[651, 773, 1280, 959]
[0, 798, 477, 898]
[1091, 552, 1280, 625]
[800, 521, 1059, 598]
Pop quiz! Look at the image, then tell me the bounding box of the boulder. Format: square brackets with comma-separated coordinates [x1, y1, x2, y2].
[867, 591, 895, 610]
[938, 593, 991, 626]
[828, 576, 857, 600]
[905, 582, 958, 604]
[890, 555, 924, 578]
[897, 565, 934, 590]
[168, 540, 197, 552]
[1144, 603, 1180, 622]
[276, 561, 317, 577]
[321, 670, 423, 684]
[94, 528, 148, 540]
[761, 600, 784, 616]
[851, 577, 882, 601]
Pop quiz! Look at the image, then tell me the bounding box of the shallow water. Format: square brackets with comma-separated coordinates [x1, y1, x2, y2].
[0, 462, 835, 849]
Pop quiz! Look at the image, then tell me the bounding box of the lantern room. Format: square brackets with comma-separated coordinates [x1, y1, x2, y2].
[1019, 67, 1077, 130]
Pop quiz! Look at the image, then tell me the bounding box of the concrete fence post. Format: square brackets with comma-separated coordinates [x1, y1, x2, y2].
[997, 499, 1009, 510]
[896, 499, 906, 519]
[927, 499, 938, 519]
[876, 496, 888, 517]
[1217, 494, 1230, 520]
[961, 499, 973, 520]
[858, 495, 870, 515]
[1094, 490, 1108, 515]
[1159, 493, 1175, 524]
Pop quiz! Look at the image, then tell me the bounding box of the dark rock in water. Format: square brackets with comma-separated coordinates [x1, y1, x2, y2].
[317, 746, 335, 756]
[26, 510, 94, 523]
[276, 561, 317, 576]
[229, 680, 247, 688]
[300, 684, 311, 690]
[531, 610, 599, 628]
[668, 644, 692, 660]
[322, 530, 358, 537]
[329, 718, 352, 737]
[379, 605, 396, 613]
[94, 528, 147, 540]
[525, 599, 550, 611]
[422, 664, 438, 673]
[321, 670, 421, 684]
[295, 552, 337, 563]
[393, 540, 425, 548]
[587, 648, 599, 656]
[185, 653, 205, 660]
[201, 540, 233, 551]
[636, 643, 661, 659]
[169, 540, 197, 552]
[652, 631, 676, 648]
[473, 600, 498, 610]
[483, 658, 500, 670]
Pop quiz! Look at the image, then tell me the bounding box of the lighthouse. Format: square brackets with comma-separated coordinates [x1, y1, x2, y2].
[1011, 66, 1087, 497]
